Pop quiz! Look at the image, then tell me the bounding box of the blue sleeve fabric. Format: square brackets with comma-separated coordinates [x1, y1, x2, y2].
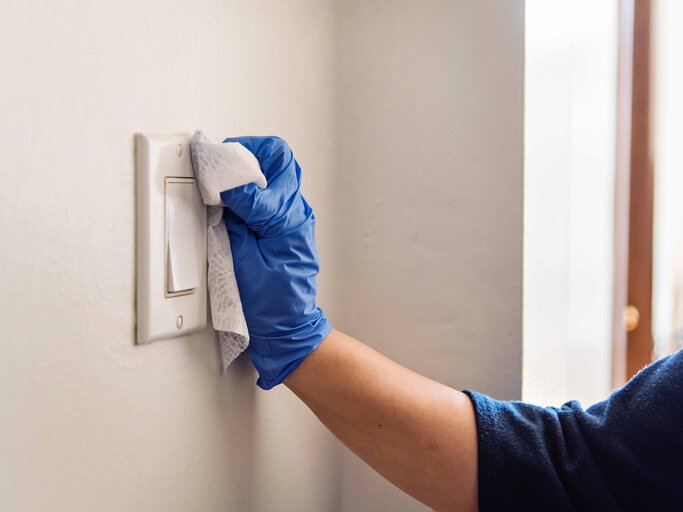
[464, 349, 683, 512]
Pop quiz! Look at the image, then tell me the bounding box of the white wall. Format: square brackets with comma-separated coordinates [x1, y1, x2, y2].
[524, 0, 617, 407]
[336, 1, 525, 510]
[0, 1, 342, 511]
[653, 0, 683, 357]
[1, 1, 528, 511]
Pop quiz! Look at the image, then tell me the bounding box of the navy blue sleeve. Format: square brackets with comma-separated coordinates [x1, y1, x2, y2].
[464, 349, 683, 512]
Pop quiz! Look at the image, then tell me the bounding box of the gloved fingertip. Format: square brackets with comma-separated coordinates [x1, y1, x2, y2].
[220, 184, 260, 220]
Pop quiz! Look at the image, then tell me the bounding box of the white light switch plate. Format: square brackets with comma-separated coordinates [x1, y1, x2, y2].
[135, 133, 207, 344]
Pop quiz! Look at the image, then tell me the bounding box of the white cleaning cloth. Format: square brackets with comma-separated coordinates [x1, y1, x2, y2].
[190, 130, 267, 370]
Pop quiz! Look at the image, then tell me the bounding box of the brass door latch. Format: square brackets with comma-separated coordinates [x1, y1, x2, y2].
[623, 305, 641, 332]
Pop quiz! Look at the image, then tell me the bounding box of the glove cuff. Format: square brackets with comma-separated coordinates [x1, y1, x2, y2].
[247, 312, 333, 390]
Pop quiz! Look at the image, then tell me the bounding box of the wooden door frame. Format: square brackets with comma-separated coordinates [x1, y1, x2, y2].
[613, 0, 656, 387]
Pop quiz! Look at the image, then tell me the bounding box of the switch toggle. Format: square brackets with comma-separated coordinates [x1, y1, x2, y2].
[165, 178, 199, 295]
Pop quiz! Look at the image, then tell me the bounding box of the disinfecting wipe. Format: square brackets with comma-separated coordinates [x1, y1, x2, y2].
[190, 130, 267, 370]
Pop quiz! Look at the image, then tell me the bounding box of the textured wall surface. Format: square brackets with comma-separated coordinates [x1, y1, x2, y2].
[0, 1, 341, 511]
[0, 1, 525, 511]
[336, 1, 525, 510]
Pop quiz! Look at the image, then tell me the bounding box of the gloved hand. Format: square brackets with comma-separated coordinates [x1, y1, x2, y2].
[219, 136, 333, 390]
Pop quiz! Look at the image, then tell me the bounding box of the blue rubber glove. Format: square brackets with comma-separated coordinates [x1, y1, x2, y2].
[219, 136, 333, 390]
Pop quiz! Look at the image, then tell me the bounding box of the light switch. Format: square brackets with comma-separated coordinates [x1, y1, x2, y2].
[135, 133, 207, 344]
[166, 178, 199, 295]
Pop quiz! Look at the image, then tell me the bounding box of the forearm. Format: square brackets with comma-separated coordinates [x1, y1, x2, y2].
[285, 329, 478, 512]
